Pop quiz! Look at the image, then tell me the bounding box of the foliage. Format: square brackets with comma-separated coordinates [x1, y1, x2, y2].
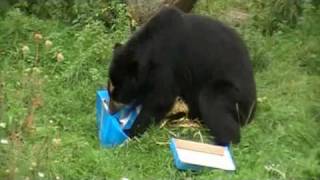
[195, 0, 306, 35]
[6, 0, 128, 28]
[249, 0, 304, 35]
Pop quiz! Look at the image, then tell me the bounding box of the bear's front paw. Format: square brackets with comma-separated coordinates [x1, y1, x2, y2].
[125, 123, 145, 138]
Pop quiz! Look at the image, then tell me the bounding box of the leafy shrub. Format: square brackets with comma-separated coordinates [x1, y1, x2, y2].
[10, 0, 128, 28]
[249, 0, 304, 35]
[296, 4, 320, 75]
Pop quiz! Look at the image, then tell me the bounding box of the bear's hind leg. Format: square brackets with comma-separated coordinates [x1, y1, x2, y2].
[198, 83, 241, 145]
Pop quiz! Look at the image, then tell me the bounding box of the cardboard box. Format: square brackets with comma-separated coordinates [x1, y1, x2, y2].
[170, 138, 236, 171]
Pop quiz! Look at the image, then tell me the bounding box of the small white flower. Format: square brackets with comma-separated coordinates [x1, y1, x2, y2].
[257, 96, 267, 103]
[1, 139, 9, 144]
[32, 67, 41, 73]
[22, 45, 30, 55]
[38, 172, 45, 178]
[52, 138, 61, 145]
[121, 178, 129, 180]
[24, 68, 31, 73]
[49, 120, 54, 124]
[34, 33, 43, 43]
[56, 52, 64, 62]
[45, 40, 53, 49]
[56, 176, 60, 180]
[0, 122, 6, 128]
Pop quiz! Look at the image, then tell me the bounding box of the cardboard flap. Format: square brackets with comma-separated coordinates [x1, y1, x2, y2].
[171, 138, 236, 171]
[175, 139, 225, 156]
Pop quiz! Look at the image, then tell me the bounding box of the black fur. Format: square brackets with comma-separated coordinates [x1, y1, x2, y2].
[108, 7, 256, 144]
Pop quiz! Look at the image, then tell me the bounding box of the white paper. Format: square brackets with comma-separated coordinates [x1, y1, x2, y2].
[176, 146, 236, 171]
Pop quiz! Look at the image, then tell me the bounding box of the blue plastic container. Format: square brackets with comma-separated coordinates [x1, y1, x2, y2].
[96, 89, 141, 148]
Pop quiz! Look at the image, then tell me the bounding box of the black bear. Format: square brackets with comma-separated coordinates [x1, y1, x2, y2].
[108, 7, 256, 144]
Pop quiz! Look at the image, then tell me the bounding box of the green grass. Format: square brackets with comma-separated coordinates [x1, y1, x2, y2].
[0, 1, 320, 179]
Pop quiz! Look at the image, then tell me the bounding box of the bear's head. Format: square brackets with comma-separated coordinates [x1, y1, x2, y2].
[108, 42, 141, 112]
[107, 7, 184, 113]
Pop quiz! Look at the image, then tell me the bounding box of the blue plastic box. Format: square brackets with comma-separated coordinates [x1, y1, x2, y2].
[96, 89, 141, 148]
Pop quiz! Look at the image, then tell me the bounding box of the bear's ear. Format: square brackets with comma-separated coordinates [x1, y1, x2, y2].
[113, 43, 123, 50]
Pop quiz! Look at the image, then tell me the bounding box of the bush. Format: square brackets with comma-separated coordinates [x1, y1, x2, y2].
[249, 0, 304, 35]
[10, 0, 128, 28]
